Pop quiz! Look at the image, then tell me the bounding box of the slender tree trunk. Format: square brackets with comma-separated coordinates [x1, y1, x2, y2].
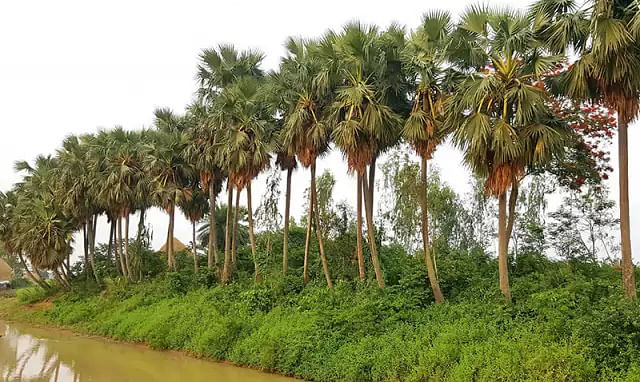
[618, 117, 636, 298]
[247, 181, 260, 280]
[82, 223, 89, 281]
[506, 182, 519, 249]
[303, 171, 314, 285]
[368, 156, 376, 213]
[311, 163, 333, 289]
[419, 158, 443, 302]
[87, 217, 101, 286]
[53, 268, 70, 290]
[167, 204, 175, 271]
[222, 185, 233, 283]
[362, 173, 384, 289]
[208, 182, 219, 269]
[231, 188, 240, 268]
[108, 219, 115, 266]
[117, 216, 127, 278]
[124, 212, 132, 279]
[498, 192, 512, 303]
[18, 253, 49, 290]
[355, 171, 366, 281]
[283, 167, 292, 275]
[192, 220, 199, 273]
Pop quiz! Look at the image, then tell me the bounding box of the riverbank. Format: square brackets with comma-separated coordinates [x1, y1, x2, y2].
[2, 257, 640, 382]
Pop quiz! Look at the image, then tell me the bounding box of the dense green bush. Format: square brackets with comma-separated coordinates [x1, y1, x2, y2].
[3, 243, 640, 381]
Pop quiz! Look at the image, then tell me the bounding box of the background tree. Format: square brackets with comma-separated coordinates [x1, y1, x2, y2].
[255, 167, 282, 256]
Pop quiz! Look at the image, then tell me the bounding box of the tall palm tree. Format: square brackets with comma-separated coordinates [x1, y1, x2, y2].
[448, 6, 567, 303]
[216, 76, 274, 281]
[265, 68, 300, 276]
[401, 11, 457, 303]
[146, 109, 194, 271]
[185, 102, 225, 272]
[11, 156, 74, 288]
[56, 135, 101, 285]
[531, 0, 640, 298]
[196, 44, 264, 282]
[278, 37, 336, 287]
[330, 22, 404, 288]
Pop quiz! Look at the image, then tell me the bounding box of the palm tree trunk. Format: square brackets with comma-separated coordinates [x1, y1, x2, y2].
[208, 182, 218, 269]
[618, 117, 636, 299]
[283, 167, 292, 275]
[498, 192, 512, 304]
[108, 219, 119, 274]
[82, 223, 89, 281]
[124, 212, 132, 279]
[506, 182, 519, 249]
[53, 268, 70, 290]
[167, 204, 175, 271]
[87, 218, 101, 286]
[303, 172, 314, 285]
[368, 156, 376, 213]
[222, 185, 233, 282]
[311, 163, 333, 289]
[362, 170, 384, 288]
[247, 181, 260, 280]
[231, 188, 240, 268]
[18, 253, 49, 290]
[419, 157, 443, 303]
[192, 220, 199, 273]
[355, 171, 366, 281]
[117, 216, 128, 278]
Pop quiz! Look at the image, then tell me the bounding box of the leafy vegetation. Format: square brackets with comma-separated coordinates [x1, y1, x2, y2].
[1, 0, 640, 380]
[1, 244, 639, 381]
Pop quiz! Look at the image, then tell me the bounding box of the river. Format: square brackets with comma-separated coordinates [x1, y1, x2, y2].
[0, 321, 297, 381]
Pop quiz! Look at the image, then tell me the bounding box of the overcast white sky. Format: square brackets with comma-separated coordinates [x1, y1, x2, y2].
[1, 0, 638, 261]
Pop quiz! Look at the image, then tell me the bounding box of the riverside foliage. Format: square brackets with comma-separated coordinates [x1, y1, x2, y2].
[1, 240, 640, 381]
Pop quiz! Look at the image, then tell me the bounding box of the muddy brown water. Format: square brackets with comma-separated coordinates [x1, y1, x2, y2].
[0, 321, 298, 381]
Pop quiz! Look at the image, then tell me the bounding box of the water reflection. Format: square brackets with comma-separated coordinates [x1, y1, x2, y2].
[0, 321, 296, 382]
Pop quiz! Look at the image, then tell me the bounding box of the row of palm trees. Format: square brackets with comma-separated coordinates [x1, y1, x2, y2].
[1, 1, 639, 303]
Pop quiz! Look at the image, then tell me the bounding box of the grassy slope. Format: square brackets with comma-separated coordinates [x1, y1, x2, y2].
[2, 256, 640, 381]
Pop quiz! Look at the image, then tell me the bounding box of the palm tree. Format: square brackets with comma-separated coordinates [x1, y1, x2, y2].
[11, 156, 74, 288]
[185, 102, 225, 272]
[88, 128, 146, 280]
[278, 37, 336, 287]
[215, 76, 274, 281]
[0, 191, 51, 290]
[179, 188, 209, 272]
[56, 135, 101, 285]
[531, 0, 640, 298]
[448, 6, 567, 303]
[146, 109, 194, 271]
[401, 11, 457, 303]
[196, 44, 264, 282]
[265, 68, 299, 276]
[330, 23, 404, 288]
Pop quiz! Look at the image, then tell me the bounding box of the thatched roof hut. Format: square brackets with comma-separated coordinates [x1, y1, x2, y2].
[159, 238, 188, 253]
[0, 258, 13, 281]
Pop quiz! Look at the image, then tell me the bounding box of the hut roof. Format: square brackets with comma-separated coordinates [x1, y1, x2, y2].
[0, 258, 13, 281]
[158, 238, 188, 253]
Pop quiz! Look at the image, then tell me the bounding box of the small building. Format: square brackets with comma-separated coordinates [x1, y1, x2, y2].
[158, 238, 188, 253]
[0, 258, 13, 283]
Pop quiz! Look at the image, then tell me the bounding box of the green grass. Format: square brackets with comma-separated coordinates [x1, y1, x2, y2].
[1, 251, 640, 381]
